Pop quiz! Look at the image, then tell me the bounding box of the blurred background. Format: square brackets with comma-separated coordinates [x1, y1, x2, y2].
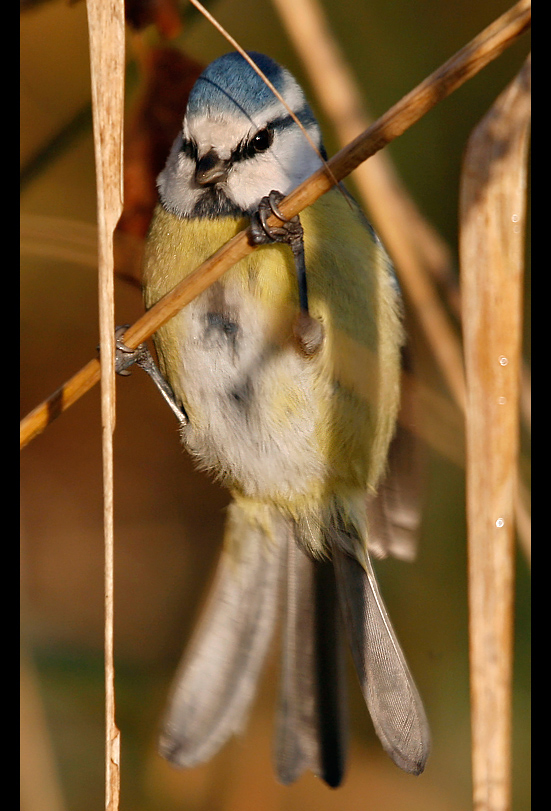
[20, 1, 530, 809]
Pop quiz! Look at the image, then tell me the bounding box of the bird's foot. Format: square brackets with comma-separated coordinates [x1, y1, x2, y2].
[114, 326, 188, 425]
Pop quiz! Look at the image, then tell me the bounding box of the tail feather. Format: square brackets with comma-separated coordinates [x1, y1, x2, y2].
[274, 525, 348, 787]
[331, 533, 430, 775]
[158, 507, 283, 767]
[158, 502, 429, 781]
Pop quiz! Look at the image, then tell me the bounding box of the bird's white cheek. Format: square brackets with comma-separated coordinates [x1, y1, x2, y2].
[158, 154, 202, 217]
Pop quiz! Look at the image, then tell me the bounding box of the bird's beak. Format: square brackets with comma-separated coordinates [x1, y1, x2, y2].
[195, 149, 230, 186]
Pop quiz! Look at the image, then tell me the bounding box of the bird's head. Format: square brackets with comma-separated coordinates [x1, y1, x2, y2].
[157, 51, 325, 218]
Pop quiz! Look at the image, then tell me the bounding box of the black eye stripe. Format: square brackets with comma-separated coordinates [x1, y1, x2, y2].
[181, 105, 321, 168]
[180, 137, 198, 160]
[232, 126, 273, 163]
[230, 107, 320, 163]
[268, 106, 319, 135]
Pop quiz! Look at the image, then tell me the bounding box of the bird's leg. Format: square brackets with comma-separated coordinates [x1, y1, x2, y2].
[249, 190, 324, 356]
[114, 325, 188, 425]
[250, 191, 309, 309]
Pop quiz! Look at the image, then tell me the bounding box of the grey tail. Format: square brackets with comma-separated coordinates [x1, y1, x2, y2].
[158, 501, 429, 782]
[274, 524, 348, 788]
[158, 504, 283, 768]
[329, 520, 431, 775]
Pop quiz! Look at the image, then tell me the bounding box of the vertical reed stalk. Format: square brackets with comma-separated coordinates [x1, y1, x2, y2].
[460, 55, 530, 811]
[85, 1, 125, 807]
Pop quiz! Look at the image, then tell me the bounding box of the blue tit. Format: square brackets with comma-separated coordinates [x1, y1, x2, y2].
[142, 51, 430, 787]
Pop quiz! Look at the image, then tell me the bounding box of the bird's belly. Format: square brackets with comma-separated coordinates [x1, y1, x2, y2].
[168, 281, 330, 504]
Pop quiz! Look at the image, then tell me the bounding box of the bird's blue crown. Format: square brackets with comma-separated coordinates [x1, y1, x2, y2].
[186, 51, 317, 131]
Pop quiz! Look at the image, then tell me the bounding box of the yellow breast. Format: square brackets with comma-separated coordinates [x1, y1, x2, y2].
[142, 190, 403, 510]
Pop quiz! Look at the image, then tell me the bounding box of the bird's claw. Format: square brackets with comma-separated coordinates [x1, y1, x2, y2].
[114, 326, 189, 425]
[250, 190, 304, 252]
[115, 325, 149, 376]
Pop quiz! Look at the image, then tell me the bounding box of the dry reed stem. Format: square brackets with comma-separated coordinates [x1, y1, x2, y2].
[270, 0, 465, 410]
[460, 54, 530, 811]
[86, 0, 125, 808]
[19, 0, 531, 451]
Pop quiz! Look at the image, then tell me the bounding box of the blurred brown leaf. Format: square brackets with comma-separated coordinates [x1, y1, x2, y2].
[117, 47, 204, 243]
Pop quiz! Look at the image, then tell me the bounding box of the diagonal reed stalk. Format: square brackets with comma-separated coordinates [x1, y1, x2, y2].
[20, 0, 530, 453]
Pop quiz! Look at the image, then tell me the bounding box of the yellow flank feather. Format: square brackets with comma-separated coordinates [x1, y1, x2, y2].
[143, 188, 403, 556]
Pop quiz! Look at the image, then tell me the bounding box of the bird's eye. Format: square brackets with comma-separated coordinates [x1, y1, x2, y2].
[251, 127, 273, 153]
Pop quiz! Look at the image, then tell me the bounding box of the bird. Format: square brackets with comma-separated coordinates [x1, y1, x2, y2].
[140, 50, 430, 788]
